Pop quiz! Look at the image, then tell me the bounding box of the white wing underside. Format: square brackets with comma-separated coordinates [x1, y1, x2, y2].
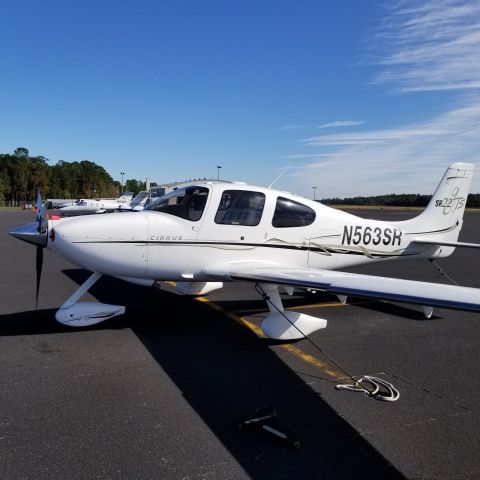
[206, 263, 480, 312]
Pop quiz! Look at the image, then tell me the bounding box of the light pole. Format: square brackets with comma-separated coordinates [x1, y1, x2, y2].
[120, 172, 125, 193]
[217, 165, 222, 180]
[312, 186, 317, 201]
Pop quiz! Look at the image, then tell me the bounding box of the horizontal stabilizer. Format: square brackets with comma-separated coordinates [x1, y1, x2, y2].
[413, 239, 480, 249]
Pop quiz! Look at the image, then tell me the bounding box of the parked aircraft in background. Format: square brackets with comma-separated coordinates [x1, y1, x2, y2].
[118, 191, 151, 211]
[47, 198, 79, 209]
[58, 192, 134, 215]
[10, 163, 480, 341]
[58, 193, 134, 207]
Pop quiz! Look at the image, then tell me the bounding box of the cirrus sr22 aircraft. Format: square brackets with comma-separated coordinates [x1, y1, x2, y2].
[10, 163, 480, 340]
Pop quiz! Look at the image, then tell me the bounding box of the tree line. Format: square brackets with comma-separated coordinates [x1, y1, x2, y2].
[321, 193, 480, 208]
[0, 147, 153, 205]
[3, 147, 478, 208]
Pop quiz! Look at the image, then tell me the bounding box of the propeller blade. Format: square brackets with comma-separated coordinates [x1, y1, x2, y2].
[38, 201, 48, 234]
[34, 190, 48, 234]
[11, 190, 48, 308]
[35, 191, 43, 223]
[35, 245, 44, 308]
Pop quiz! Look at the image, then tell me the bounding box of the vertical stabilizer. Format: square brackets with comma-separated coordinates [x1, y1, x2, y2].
[117, 192, 134, 203]
[401, 163, 474, 242]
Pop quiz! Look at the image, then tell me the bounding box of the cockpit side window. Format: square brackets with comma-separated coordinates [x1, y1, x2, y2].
[145, 186, 209, 221]
[215, 190, 265, 226]
[272, 196, 316, 228]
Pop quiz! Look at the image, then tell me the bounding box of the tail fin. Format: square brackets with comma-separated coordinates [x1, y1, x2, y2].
[401, 163, 474, 242]
[117, 192, 134, 203]
[129, 191, 150, 208]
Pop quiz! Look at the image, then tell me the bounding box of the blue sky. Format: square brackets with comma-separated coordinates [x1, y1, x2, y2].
[1, 0, 480, 198]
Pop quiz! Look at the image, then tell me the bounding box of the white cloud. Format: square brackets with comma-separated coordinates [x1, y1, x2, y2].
[282, 1, 480, 198]
[303, 126, 442, 147]
[281, 121, 364, 131]
[287, 102, 480, 198]
[318, 120, 364, 129]
[280, 153, 332, 159]
[371, 0, 480, 93]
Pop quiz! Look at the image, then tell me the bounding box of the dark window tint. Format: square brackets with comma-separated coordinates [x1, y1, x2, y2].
[146, 186, 209, 221]
[272, 196, 316, 228]
[215, 190, 265, 226]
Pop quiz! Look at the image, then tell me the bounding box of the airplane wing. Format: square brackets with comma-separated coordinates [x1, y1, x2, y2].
[206, 263, 480, 312]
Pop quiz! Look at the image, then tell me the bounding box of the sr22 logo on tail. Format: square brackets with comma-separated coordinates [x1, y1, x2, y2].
[435, 186, 465, 214]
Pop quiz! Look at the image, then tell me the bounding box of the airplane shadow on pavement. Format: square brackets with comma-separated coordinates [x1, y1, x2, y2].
[16, 268, 405, 480]
[0, 265, 407, 479]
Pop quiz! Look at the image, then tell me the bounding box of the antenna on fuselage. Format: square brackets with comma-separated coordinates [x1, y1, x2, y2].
[268, 164, 292, 189]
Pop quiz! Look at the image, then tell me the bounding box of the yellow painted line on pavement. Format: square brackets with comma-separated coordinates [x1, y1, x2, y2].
[236, 316, 266, 337]
[221, 301, 350, 316]
[279, 343, 343, 379]
[287, 302, 347, 310]
[194, 296, 344, 380]
[233, 299, 371, 315]
[287, 300, 375, 311]
[195, 296, 243, 324]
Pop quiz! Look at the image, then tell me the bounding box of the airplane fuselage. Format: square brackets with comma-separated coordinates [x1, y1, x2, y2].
[48, 181, 445, 284]
[10, 164, 476, 333]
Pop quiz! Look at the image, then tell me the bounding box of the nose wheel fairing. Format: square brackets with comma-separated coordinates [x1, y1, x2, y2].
[55, 272, 125, 327]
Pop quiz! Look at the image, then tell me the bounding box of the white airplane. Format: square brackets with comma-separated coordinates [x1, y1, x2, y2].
[10, 163, 480, 340]
[59, 192, 134, 215]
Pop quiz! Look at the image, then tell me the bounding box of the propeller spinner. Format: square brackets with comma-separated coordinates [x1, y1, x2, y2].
[9, 191, 49, 307]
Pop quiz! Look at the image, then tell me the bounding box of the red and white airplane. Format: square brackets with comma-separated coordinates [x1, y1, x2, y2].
[10, 163, 480, 340]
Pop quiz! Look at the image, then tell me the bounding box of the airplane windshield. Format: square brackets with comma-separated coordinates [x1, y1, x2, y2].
[145, 186, 209, 221]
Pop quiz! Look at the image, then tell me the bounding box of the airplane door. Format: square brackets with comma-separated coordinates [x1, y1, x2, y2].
[197, 187, 273, 246]
[196, 189, 314, 269]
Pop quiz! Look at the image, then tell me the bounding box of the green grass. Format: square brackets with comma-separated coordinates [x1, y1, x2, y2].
[0, 206, 25, 211]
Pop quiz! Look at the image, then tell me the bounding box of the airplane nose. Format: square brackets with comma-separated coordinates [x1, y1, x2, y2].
[9, 222, 48, 247]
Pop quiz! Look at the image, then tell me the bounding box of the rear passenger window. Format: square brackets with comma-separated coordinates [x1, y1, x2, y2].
[215, 190, 265, 226]
[272, 197, 316, 228]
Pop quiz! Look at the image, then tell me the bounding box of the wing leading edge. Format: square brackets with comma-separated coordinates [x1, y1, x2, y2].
[208, 264, 480, 313]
